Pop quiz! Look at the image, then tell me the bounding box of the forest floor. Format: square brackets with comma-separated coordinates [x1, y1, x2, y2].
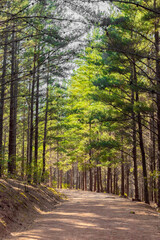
[3, 189, 160, 240]
[0, 179, 63, 240]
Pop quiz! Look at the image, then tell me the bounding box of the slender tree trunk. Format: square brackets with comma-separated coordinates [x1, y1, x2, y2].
[34, 54, 40, 184]
[89, 122, 93, 191]
[78, 171, 80, 189]
[110, 169, 112, 193]
[113, 168, 116, 194]
[133, 59, 149, 204]
[81, 171, 84, 190]
[149, 111, 156, 202]
[8, 27, 18, 175]
[57, 145, 59, 188]
[89, 167, 92, 191]
[97, 166, 100, 192]
[154, 0, 160, 207]
[104, 168, 107, 192]
[69, 168, 72, 189]
[94, 168, 97, 191]
[42, 63, 49, 182]
[26, 82, 31, 179]
[131, 94, 139, 200]
[60, 170, 62, 188]
[99, 167, 103, 192]
[49, 145, 52, 187]
[126, 163, 130, 197]
[28, 49, 36, 183]
[116, 172, 119, 195]
[121, 150, 125, 196]
[76, 166, 79, 189]
[0, 29, 8, 177]
[107, 166, 111, 193]
[137, 111, 149, 204]
[21, 106, 25, 180]
[84, 165, 87, 191]
[3, 127, 7, 169]
[135, 90, 149, 203]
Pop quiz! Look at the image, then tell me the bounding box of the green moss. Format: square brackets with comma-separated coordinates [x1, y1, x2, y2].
[20, 192, 28, 198]
[0, 219, 6, 227]
[48, 187, 67, 200]
[29, 193, 39, 202]
[0, 182, 7, 189]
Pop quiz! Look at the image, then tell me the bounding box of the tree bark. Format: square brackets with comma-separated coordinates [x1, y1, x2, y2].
[26, 81, 31, 178]
[34, 52, 40, 184]
[28, 48, 36, 183]
[107, 166, 111, 193]
[42, 62, 49, 182]
[97, 166, 100, 192]
[0, 29, 8, 177]
[126, 163, 130, 197]
[8, 27, 18, 175]
[121, 151, 125, 196]
[21, 106, 25, 180]
[137, 111, 149, 204]
[154, 0, 160, 207]
[99, 167, 103, 192]
[94, 168, 97, 191]
[89, 122, 93, 191]
[84, 165, 87, 191]
[131, 61, 139, 200]
[134, 64, 149, 204]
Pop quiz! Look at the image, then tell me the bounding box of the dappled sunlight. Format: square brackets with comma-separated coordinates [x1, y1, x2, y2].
[115, 227, 130, 231]
[51, 211, 100, 218]
[8, 190, 160, 240]
[57, 218, 98, 227]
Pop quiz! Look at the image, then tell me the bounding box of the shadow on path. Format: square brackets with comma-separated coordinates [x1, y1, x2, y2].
[8, 190, 160, 240]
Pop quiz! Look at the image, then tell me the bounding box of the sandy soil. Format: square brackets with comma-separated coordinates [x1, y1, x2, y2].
[6, 189, 160, 240]
[0, 179, 61, 240]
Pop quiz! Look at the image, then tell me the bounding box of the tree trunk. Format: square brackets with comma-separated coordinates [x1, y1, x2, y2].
[131, 90, 139, 200]
[113, 168, 116, 194]
[97, 166, 100, 192]
[81, 171, 84, 190]
[121, 150, 125, 196]
[99, 167, 103, 192]
[21, 106, 25, 180]
[149, 111, 156, 202]
[8, 27, 18, 175]
[42, 63, 49, 182]
[0, 29, 8, 177]
[49, 145, 52, 187]
[94, 168, 97, 191]
[132, 58, 149, 204]
[60, 170, 63, 188]
[135, 82, 149, 203]
[126, 163, 130, 197]
[89, 167, 92, 191]
[110, 169, 112, 193]
[26, 82, 31, 178]
[89, 122, 92, 191]
[154, 0, 160, 207]
[28, 49, 36, 183]
[107, 166, 111, 193]
[34, 53, 40, 184]
[84, 165, 87, 191]
[137, 112, 149, 204]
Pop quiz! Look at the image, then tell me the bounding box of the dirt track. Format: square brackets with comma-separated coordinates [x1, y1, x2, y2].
[7, 189, 160, 240]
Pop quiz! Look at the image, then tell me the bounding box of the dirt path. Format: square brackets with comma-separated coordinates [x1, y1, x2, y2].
[7, 190, 160, 240]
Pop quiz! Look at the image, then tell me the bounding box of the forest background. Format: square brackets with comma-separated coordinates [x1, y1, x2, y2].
[0, 0, 160, 208]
